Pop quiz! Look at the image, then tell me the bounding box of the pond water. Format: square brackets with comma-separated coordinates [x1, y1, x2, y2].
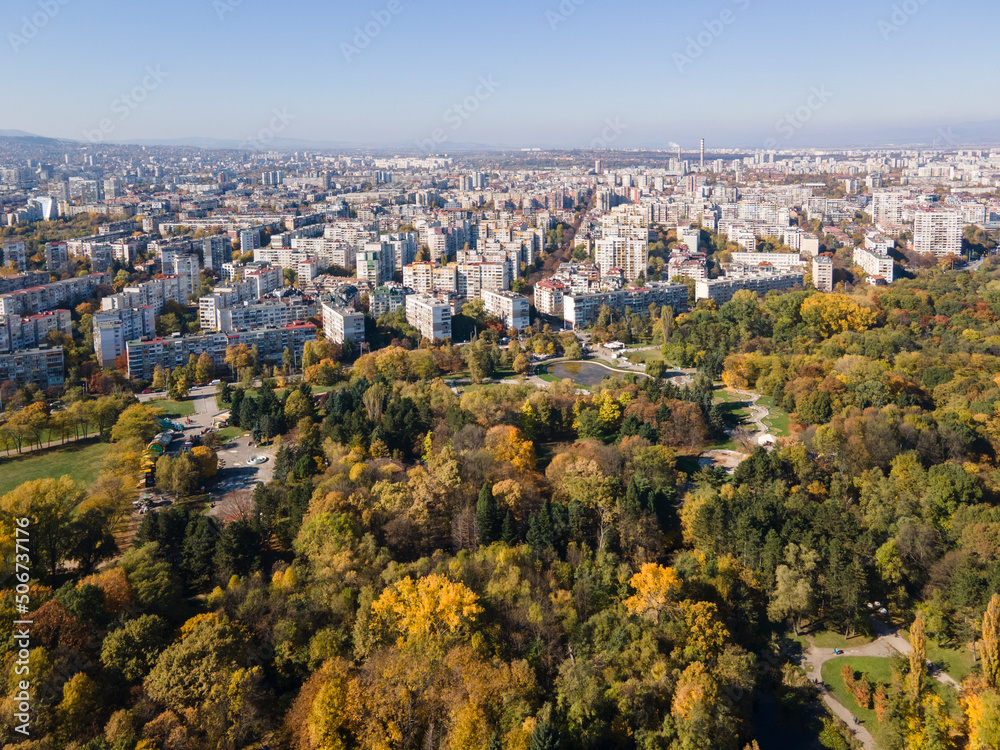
[548, 361, 647, 387]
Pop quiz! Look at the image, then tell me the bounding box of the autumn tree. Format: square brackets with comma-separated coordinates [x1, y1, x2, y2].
[370, 575, 482, 654]
[623, 563, 682, 623]
[983, 594, 1000, 690]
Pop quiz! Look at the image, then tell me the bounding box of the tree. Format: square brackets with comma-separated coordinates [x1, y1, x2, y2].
[119, 542, 182, 614]
[371, 575, 482, 653]
[514, 353, 531, 375]
[69, 507, 118, 574]
[983, 594, 1000, 689]
[111, 404, 163, 444]
[56, 672, 101, 742]
[152, 365, 169, 391]
[624, 563, 683, 623]
[100, 614, 171, 683]
[1, 475, 83, 579]
[214, 519, 263, 579]
[476, 484, 501, 546]
[190, 446, 219, 478]
[767, 544, 819, 635]
[169, 371, 190, 400]
[909, 610, 927, 703]
[530, 719, 561, 750]
[195, 350, 214, 383]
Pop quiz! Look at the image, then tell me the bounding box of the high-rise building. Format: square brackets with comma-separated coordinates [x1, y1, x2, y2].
[483, 290, 530, 332]
[2, 240, 27, 270]
[913, 208, 962, 258]
[405, 294, 452, 342]
[812, 255, 834, 293]
[595, 237, 648, 282]
[321, 301, 366, 346]
[44, 242, 70, 272]
[700, 139, 705, 171]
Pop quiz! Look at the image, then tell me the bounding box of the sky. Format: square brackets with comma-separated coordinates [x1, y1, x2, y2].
[3, 0, 1000, 149]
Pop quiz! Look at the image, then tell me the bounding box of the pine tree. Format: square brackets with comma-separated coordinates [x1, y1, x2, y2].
[476, 484, 499, 546]
[530, 719, 561, 750]
[501, 511, 518, 546]
[488, 732, 503, 750]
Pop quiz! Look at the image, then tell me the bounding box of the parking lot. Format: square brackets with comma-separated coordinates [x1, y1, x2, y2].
[136, 386, 276, 520]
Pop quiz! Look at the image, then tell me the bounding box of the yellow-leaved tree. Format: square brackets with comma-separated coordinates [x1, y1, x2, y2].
[800, 294, 877, 338]
[623, 563, 683, 623]
[370, 575, 482, 654]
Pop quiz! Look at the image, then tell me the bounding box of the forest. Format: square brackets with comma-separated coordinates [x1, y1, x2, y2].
[3, 262, 1000, 749]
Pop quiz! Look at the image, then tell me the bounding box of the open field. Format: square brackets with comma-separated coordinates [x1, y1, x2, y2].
[0, 439, 109, 495]
[148, 399, 196, 419]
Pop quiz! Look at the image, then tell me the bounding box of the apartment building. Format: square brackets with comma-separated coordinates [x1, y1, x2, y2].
[729, 252, 806, 272]
[214, 298, 317, 333]
[812, 255, 834, 293]
[321, 301, 366, 345]
[0, 346, 65, 388]
[405, 294, 452, 342]
[44, 242, 70, 272]
[535, 279, 567, 317]
[369, 285, 410, 317]
[0, 271, 50, 295]
[93, 307, 157, 368]
[913, 208, 963, 258]
[853, 246, 895, 283]
[0, 272, 110, 316]
[102, 276, 184, 316]
[563, 283, 689, 329]
[0, 310, 72, 353]
[2, 240, 28, 269]
[695, 272, 804, 304]
[126, 323, 317, 380]
[483, 290, 530, 331]
[595, 237, 648, 282]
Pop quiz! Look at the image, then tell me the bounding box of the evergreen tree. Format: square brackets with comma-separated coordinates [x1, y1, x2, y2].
[502, 511, 518, 546]
[476, 483, 500, 545]
[530, 719, 561, 750]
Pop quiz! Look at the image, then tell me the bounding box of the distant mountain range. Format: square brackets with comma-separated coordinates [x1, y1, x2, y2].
[2, 120, 1000, 152]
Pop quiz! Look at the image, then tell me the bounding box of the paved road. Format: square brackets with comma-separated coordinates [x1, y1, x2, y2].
[730, 389, 773, 445]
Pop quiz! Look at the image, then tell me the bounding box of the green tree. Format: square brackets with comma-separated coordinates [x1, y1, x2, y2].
[100, 614, 171, 683]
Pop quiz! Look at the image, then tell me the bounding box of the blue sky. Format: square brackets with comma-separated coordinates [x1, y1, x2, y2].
[4, 0, 998, 148]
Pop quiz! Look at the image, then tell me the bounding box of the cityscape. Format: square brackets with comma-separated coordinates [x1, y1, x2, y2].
[2, 1, 1000, 750]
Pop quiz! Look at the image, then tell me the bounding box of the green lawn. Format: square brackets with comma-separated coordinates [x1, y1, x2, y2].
[811, 630, 874, 650]
[148, 399, 196, 419]
[757, 396, 792, 438]
[627, 349, 665, 362]
[905, 634, 976, 683]
[822, 656, 961, 748]
[0, 439, 109, 496]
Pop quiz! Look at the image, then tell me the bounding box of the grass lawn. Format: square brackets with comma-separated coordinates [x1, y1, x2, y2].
[628, 349, 665, 362]
[148, 399, 196, 419]
[822, 656, 961, 748]
[905, 634, 976, 683]
[757, 396, 793, 438]
[216, 427, 243, 442]
[811, 630, 875, 650]
[0, 439, 109, 495]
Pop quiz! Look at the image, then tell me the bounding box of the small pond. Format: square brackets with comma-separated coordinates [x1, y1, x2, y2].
[548, 361, 647, 387]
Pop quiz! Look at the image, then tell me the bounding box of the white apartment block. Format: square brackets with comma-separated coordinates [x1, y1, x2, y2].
[865, 233, 895, 255]
[403, 262, 436, 293]
[871, 190, 906, 226]
[853, 246, 895, 282]
[563, 283, 688, 329]
[913, 208, 963, 258]
[800, 235, 821, 257]
[93, 307, 157, 368]
[321, 301, 366, 345]
[678, 226, 701, 253]
[535, 279, 567, 317]
[483, 290, 530, 332]
[0, 273, 111, 316]
[812, 255, 834, 293]
[695, 273, 804, 305]
[405, 294, 452, 342]
[595, 237, 648, 281]
[730, 252, 806, 272]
